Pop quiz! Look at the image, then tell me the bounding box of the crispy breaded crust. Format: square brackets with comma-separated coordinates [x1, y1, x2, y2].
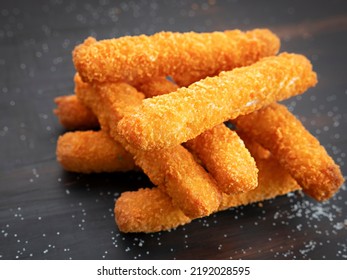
[137, 77, 179, 98]
[185, 124, 258, 194]
[115, 141, 301, 233]
[54, 95, 99, 130]
[172, 29, 280, 87]
[234, 103, 344, 201]
[73, 29, 280, 84]
[117, 53, 317, 151]
[56, 131, 136, 173]
[75, 75, 222, 218]
[235, 130, 271, 160]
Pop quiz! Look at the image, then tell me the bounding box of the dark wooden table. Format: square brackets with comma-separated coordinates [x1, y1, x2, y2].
[1, 0, 346, 260]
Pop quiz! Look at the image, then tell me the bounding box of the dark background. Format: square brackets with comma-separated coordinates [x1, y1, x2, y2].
[0, 0, 346, 260]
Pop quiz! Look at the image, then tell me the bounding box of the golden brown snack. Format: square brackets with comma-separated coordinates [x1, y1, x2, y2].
[185, 124, 258, 194]
[57, 130, 136, 173]
[115, 140, 301, 233]
[117, 53, 317, 151]
[234, 102, 344, 201]
[54, 95, 98, 130]
[75, 75, 222, 218]
[73, 29, 280, 84]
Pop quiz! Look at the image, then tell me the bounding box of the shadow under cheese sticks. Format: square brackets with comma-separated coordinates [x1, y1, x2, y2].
[233, 102, 344, 201]
[117, 53, 318, 151]
[74, 74, 221, 219]
[115, 137, 301, 233]
[73, 29, 280, 84]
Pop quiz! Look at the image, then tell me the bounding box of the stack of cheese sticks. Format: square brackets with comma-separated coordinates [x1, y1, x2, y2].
[54, 29, 344, 233]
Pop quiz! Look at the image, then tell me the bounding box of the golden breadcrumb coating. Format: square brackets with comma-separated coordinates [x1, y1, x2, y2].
[185, 124, 258, 194]
[137, 77, 179, 98]
[234, 102, 344, 201]
[56, 131, 135, 173]
[115, 140, 301, 233]
[172, 28, 280, 87]
[73, 29, 280, 84]
[117, 53, 317, 151]
[75, 75, 221, 218]
[54, 95, 98, 130]
[236, 130, 271, 160]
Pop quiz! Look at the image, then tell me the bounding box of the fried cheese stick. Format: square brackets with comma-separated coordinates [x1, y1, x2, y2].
[115, 139, 301, 233]
[57, 131, 136, 173]
[234, 103, 344, 201]
[73, 29, 280, 84]
[185, 124, 258, 194]
[75, 75, 221, 218]
[117, 53, 318, 151]
[54, 95, 99, 130]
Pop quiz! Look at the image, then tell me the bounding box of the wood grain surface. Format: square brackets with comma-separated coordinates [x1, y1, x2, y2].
[0, 0, 346, 259]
